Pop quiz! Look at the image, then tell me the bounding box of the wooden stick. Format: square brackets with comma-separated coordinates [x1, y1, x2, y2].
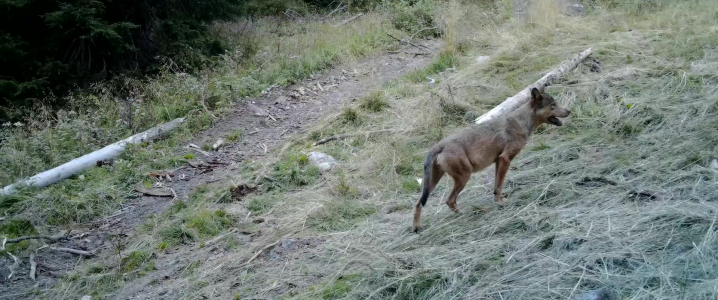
[29, 253, 37, 281]
[313, 130, 396, 146]
[50, 247, 94, 257]
[1, 118, 185, 195]
[475, 48, 593, 124]
[5, 235, 65, 244]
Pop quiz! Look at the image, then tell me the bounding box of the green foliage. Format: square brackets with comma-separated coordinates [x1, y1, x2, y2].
[0, 0, 241, 120]
[389, 0, 441, 39]
[340, 108, 363, 125]
[359, 91, 389, 112]
[270, 154, 320, 188]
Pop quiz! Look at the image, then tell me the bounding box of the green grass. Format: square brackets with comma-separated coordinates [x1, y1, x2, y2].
[268, 154, 320, 189]
[246, 193, 280, 214]
[307, 199, 377, 231]
[359, 91, 389, 112]
[405, 50, 459, 83]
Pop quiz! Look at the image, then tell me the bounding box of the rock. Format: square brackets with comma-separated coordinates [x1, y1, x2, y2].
[563, 1, 586, 16]
[574, 288, 612, 300]
[281, 238, 297, 251]
[81, 296, 92, 300]
[476, 56, 490, 64]
[274, 96, 288, 104]
[308, 152, 338, 172]
[710, 159, 718, 170]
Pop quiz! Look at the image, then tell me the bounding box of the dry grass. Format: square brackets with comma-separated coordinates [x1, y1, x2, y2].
[20, 0, 718, 299]
[222, 1, 718, 299]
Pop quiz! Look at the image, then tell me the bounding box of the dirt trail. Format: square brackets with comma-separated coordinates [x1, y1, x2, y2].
[0, 40, 442, 300]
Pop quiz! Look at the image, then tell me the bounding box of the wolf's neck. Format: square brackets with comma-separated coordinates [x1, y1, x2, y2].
[508, 103, 536, 134]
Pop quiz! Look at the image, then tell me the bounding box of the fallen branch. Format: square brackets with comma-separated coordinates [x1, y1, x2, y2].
[1, 118, 185, 195]
[187, 144, 212, 157]
[475, 48, 593, 124]
[50, 247, 94, 257]
[4, 232, 68, 245]
[333, 13, 363, 27]
[313, 129, 397, 146]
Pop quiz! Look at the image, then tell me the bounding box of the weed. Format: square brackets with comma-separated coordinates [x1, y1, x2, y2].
[359, 91, 389, 112]
[340, 108, 362, 125]
[270, 154, 319, 188]
[226, 129, 243, 142]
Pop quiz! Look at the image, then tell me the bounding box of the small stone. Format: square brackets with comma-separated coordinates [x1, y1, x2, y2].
[307, 152, 338, 172]
[81, 296, 92, 300]
[476, 56, 490, 64]
[275, 96, 288, 104]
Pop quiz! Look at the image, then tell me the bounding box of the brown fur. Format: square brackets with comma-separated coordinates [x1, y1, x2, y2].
[413, 87, 571, 233]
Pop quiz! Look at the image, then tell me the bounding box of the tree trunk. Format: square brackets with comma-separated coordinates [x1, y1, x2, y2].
[1, 118, 185, 195]
[475, 48, 593, 124]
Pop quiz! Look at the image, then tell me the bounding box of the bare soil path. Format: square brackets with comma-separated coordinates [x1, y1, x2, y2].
[0, 40, 442, 300]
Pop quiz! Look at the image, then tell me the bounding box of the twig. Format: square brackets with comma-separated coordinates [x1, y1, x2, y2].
[170, 188, 178, 200]
[333, 13, 363, 27]
[387, 50, 430, 55]
[50, 247, 94, 257]
[187, 144, 212, 157]
[386, 33, 430, 50]
[408, 26, 438, 41]
[3, 231, 69, 247]
[314, 130, 397, 146]
[236, 231, 298, 269]
[29, 253, 36, 281]
[324, 1, 345, 20]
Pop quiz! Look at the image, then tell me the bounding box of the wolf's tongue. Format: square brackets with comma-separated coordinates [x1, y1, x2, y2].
[548, 116, 562, 126]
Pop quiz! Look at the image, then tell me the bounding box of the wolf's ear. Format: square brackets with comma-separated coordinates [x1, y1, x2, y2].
[530, 87, 542, 107]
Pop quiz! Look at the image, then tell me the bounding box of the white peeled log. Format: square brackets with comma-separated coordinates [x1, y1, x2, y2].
[475, 48, 593, 124]
[1, 118, 185, 195]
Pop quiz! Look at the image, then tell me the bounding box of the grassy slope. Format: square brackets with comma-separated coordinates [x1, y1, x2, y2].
[0, 12, 393, 230]
[5, 0, 718, 299]
[213, 1, 718, 299]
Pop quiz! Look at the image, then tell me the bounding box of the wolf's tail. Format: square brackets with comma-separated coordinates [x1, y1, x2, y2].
[419, 147, 442, 206]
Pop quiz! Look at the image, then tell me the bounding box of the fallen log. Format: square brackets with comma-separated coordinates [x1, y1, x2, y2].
[1, 118, 185, 195]
[475, 48, 593, 124]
